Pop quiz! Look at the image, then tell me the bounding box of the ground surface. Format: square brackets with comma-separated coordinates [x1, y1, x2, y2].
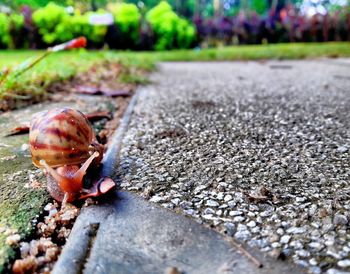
[118, 59, 350, 273]
[0, 93, 122, 272]
[54, 191, 304, 274]
[1, 43, 348, 108]
[54, 95, 303, 274]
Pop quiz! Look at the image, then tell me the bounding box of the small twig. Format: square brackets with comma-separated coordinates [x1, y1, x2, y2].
[5, 93, 32, 100]
[12, 51, 51, 79]
[1, 37, 87, 87]
[227, 237, 263, 268]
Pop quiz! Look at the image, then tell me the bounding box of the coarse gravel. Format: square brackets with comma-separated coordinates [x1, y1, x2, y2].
[118, 60, 350, 274]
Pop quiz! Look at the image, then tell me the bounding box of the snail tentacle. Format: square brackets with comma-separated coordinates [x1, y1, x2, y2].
[72, 151, 100, 184]
[40, 151, 99, 194]
[40, 159, 66, 186]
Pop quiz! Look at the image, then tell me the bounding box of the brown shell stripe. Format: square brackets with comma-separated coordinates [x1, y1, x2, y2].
[53, 112, 91, 138]
[29, 142, 76, 152]
[44, 128, 86, 145]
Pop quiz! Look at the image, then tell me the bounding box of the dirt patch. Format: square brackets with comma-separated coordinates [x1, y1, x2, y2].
[0, 61, 140, 113]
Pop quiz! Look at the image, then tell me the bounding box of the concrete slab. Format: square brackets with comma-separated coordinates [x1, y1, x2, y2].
[54, 191, 304, 274]
[55, 59, 350, 274]
[117, 59, 350, 273]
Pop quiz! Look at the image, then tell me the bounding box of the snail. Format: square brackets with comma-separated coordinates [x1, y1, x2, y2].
[29, 108, 115, 205]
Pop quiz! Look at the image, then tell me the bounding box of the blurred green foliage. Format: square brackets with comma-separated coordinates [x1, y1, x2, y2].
[32, 2, 106, 44]
[250, 0, 268, 15]
[32, 2, 68, 44]
[109, 3, 140, 45]
[0, 14, 11, 48]
[0, 13, 24, 48]
[1, 0, 349, 18]
[146, 1, 196, 50]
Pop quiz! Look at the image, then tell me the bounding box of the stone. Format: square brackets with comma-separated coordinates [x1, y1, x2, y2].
[280, 235, 291, 244]
[334, 214, 348, 226]
[149, 195, 165, 203]
[205, 200, 220, 207]
[224, 195, 233, 202]
[233, 216, 245, 223]
[227, 201, 236, 208]
[269, 234, 280, 243]
[308, 242, 323, 251]
[247, 221, 256, 228]
[290, 241, 303, 249]
[171, 198, 181, 206]
[327, 269, 350, 274]
[224, 222, 235, 236]
[337, 146, 348, 153]
[229, 211, 243, 217]
[204, 208, 215, 215]
[286, 227, 306, 234]
[309, 258, 318, 266]
[296, 250, 310, 258]
[309, 266, 322, 274]
[271, 242, 281, 249]
[234, 230, 251, 241]
[338, 260, 350, 268]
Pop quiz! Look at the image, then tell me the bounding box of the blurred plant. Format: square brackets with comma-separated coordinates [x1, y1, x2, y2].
[194, 3, 350, 47]
[0, 13, 24, 49]
[108, 3, 141, 48]
[1, 0, 349, 50]
[32, 2, 68, 44]
[32, 2, 106, 45]
[146, 1, 196, 50]
[54, 10, 107, 44]
[0, 13, 11, 48]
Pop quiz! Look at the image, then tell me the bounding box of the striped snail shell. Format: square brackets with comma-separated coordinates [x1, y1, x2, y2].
[29, 108, 105, 203]
[29, 108, 97, 168]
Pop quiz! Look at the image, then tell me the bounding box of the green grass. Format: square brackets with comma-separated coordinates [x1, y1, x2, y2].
[1, 42, 350, 67]
[117, 42, 350, 62]
[0, 42, 349, 105]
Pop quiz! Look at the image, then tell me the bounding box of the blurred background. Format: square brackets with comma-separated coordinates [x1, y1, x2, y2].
[0, 0, 349, 50]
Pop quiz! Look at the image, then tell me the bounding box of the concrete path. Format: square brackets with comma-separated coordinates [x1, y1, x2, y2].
[54, 191, 302, 274]
[56, 59, 350, 274]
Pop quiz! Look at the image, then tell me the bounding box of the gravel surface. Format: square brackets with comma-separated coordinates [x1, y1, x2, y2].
[118, 60, 350, 274]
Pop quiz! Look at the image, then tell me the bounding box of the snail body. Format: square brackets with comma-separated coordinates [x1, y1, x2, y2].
[29, 108, 105, 203]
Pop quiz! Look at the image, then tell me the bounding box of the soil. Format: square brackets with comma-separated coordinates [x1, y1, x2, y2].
[0, 61, 135, 113]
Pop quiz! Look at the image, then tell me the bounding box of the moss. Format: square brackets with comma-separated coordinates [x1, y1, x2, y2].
[0, 134, 50, 273]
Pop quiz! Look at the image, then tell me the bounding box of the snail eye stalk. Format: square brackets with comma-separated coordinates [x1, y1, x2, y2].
[39, 151, 99, 193]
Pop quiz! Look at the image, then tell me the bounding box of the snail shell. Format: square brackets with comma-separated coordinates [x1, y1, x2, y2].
[29, 108, 96, 168]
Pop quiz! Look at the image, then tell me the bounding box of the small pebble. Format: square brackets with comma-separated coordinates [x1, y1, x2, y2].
[337, 259, 350, 268]
[280, 235, 291, 244]
[206, 200, 219, 207]
[6, 234, 20, 246]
